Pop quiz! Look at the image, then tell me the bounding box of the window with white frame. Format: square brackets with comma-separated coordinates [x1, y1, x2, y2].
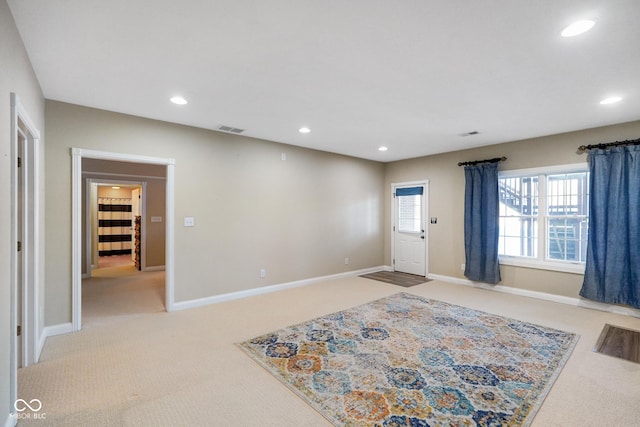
[498, 164, 589, 272]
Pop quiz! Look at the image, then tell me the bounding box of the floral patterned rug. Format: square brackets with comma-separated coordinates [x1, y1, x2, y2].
[237, 292, 579, 426]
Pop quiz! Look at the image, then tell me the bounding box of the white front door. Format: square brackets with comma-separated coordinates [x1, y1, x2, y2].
[393, 184, 427, 276]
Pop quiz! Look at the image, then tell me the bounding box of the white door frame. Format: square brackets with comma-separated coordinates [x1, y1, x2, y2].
[10, 93, 42, 420]
[391, 180, 429, 276]
[85, 179, 147, 277]
[72, 148, 176, 332]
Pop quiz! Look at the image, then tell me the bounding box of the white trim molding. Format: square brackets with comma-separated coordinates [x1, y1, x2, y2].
[173, 266, 386, 311]
[71, 152, 82, 331]
[9, 93, 43, 424]
[71, 148, 176, 166]
[428, 273, 640, 318]
[42, 323, 74, 339]
[4, 413, 16, 427]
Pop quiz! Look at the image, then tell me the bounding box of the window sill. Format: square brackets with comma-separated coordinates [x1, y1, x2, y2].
[499, 256, 585, 274]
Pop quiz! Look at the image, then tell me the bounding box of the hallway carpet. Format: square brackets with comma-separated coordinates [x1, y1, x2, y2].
[82, 266, 165, 329]
[97, 254, 134, 269]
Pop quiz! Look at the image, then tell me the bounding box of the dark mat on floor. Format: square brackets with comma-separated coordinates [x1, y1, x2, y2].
[359, 270, 430, 287]
[593, 323, 640, 364]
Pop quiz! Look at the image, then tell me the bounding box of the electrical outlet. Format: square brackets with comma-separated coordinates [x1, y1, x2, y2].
[461, 263, 466, 271]
[260, 269, 266, 278]
[344, 258, 350, 265]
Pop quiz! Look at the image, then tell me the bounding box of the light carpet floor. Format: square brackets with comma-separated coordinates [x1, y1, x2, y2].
[82, 266, 165, 329]
[18, 277, 640, 426]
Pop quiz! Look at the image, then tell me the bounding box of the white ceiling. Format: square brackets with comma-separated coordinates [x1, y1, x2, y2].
[8, 0, 640, 161]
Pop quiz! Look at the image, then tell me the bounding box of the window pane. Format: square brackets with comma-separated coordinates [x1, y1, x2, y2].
[547, 173, 589, 215]
[398, 194, 421, 232]
[546, 172, 589, 262]
[499, 217, 538, 257]
[499, 176, 539, 216]
[499, 176, 539, 257]
[547, 218, 588, 262]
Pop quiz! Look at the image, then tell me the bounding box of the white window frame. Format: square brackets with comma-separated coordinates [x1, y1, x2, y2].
[498, 163, 588, 274]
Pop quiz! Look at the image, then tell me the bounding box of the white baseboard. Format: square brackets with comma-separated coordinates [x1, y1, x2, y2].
[38, 323, 74, 359]
[4, 412, 16, 427]
[428, 273, 640, 318]
[36, 329, 46, 363]
[172, 266, 386, 311]
[143, 265, 165, 272]
[43, 322, 74, 337]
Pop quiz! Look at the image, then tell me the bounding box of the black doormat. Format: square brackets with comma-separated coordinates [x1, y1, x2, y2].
[593, 323, 640, 364]
[359, 271, 430, 288]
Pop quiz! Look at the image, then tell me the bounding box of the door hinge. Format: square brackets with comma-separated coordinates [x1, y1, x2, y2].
[17, 241, 22, 252]
[17, 325, 21, 337]
[393, 258, 395, 264]
[393, 225, 396, 231]
[17, 157, 22, 168]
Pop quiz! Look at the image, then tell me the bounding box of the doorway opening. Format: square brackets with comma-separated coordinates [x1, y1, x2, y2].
[391, 181, 429, 277]
[87, 181, 144, 276]
[72, 149, 176, 332]
[82, 178, 166, 328]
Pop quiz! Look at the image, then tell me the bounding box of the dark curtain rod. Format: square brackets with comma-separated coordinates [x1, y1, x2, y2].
[457, 156, 506, 167]
[578, 137, 640, 153]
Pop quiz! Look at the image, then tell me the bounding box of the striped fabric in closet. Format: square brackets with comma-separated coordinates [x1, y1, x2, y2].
[98, 197, 132, 256]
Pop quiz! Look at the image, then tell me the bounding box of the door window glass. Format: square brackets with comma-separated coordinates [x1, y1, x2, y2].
[397, 186, 423, 233]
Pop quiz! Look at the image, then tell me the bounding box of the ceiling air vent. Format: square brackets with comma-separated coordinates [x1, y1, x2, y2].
[460, 131, 480, 137]
[218, 125, 245, 134]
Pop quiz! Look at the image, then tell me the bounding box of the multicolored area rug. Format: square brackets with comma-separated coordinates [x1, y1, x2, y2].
[237, 293, 579, 426]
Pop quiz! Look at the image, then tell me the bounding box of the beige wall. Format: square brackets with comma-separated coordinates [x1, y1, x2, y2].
[44, 101, 385, 323]
[1, 0, 45, 421]
[385, 120, 640, 298]
[97, 186, 134, 199]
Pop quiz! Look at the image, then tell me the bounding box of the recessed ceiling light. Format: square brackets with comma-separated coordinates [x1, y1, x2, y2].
[299, 127, 311, 134]
[170, 96, 188, 105]
[561, 20, 595, 37]
[378, 146, 388, 152]
[111, 186, 120, 189]
[600, 96, 622, 105]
